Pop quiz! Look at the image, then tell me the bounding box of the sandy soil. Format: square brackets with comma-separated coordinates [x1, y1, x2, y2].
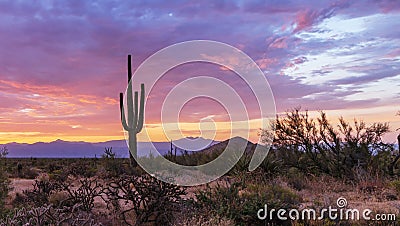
[5, 178, 35, 207]
[9, 178, 35, 196]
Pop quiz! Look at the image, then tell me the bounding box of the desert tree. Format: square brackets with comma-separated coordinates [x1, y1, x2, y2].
[271, 108, 391, 178]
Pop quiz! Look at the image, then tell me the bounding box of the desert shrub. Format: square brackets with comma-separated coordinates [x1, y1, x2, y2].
[49, 191, 72, 208]
[10, 193, 25, 208]
[176, 213, 235, 226]
[286, 168, 308, 191]
[369, 147, 400, 176]
[0, 166, 9, 216]
[5, 160, 39, 179]
[21, 167, 40, 179]
[228, 153, 252, 176]
[46, 162, 63, 173]
[22, 176, 104, 212]
[0, 146, 10, 216]
[195, 181, 243, 222]
[67, 160, 97, 178]
[105, 174, 186, 225]
[100, 148, 126, 178]
[60, 178, 104, 212]
[0, 204, 100, 226]
[389, 180, 400, 196]
[48, 169, 69, 182]
[0, 146, 8, 160]
[195, 179, 301, 225]
[25, 168, 39, 179]
[258, 150, 284, 177]
[23, 178, 61, 206]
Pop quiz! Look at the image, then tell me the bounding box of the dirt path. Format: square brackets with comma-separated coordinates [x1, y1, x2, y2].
[5, 178, 35, 206]
[9, 178, 35, 195]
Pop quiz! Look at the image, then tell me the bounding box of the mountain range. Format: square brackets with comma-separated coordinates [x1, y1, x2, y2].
[1, 137, 219, 158]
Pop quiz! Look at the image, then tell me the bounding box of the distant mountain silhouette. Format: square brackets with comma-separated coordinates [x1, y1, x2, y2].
[2, 137, 218, 158]
[199, 136, 256, 155]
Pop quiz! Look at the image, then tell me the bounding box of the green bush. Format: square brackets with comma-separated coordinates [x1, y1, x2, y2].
[389, 180, 400, 195]
[286, 168, 308, 191]
[195, 180, 301, 225]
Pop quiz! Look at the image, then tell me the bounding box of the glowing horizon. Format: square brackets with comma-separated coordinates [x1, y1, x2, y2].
[0, 1, 399, 146]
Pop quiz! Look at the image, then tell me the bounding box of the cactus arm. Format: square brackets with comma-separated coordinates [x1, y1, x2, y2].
[119, 93, 131, 131]
[133, 91, 139, 130]
[136, 83, 145, 132]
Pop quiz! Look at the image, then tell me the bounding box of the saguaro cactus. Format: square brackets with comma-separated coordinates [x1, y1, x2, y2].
[119, 55, 145, 167]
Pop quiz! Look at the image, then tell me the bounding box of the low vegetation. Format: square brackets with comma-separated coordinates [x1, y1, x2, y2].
[0, 108, 399, 225]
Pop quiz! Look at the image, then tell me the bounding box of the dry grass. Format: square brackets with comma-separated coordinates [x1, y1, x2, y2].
[293, 175, 400, 222]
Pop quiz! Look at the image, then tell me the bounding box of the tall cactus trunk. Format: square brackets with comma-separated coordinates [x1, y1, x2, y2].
[128, 131, 137, 166]
[120, 55, 145, 168]
[127, 54, 135, 166]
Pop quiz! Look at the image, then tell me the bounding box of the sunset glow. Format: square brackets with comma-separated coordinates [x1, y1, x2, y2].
[0, 1, 399, 144]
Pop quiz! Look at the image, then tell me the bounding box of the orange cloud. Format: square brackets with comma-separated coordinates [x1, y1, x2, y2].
[0, 79, 123, 144]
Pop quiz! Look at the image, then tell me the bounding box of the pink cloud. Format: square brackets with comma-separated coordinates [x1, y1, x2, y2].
[377, 0, 400, 13]
[256, 58, 278, 70]
[293, 9, 320, 32]
[269, 37, 288, 49]
[385, 48, 400, 58]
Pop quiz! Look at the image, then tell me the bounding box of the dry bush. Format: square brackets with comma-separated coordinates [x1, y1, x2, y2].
[104, 174, 186, 226]
[0, 204, 100, 226]
[23, 178, 61, 206]
[59, 178, 105, 212]
[22, 177, 104, 213]
[175, 213, 234, 226]
[48, 191, 70, 207]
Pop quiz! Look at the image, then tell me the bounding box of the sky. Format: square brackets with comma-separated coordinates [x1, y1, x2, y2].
[0, 0, 399, 144]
